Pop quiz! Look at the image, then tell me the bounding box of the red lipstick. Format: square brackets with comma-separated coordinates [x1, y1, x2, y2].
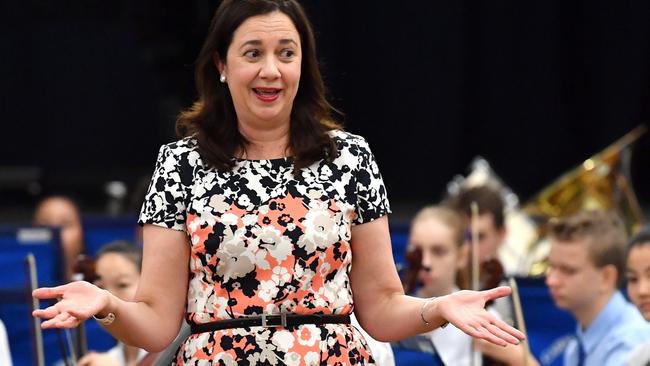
[253, 88, 281, 103]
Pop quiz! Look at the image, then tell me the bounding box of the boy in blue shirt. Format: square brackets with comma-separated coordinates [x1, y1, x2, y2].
[546, 210, 650, 366]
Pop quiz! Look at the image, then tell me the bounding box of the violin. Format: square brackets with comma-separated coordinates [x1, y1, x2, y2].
[72, 254, 97, 284]
[401, 246, 424, 294]
[467, 203, 507, 366]
[457, 254, 505, 299]
[451, 252, 507, 365]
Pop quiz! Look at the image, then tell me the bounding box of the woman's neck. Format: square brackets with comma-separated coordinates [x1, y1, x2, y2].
[238, 121, 291, 160]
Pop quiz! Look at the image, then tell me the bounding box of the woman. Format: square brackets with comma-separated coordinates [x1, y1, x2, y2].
[625, 227, 650, 366]
[401, 206, 537, 366]
[32, 1, 524, 364]
[77, 241, 148, 366]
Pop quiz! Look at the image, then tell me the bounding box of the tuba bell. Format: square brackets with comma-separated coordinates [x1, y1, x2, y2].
[521, 125, 647, 275]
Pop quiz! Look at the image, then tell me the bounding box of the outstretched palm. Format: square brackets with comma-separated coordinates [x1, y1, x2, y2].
[32, 281, 109, 329]
[440, 286, 524, 346]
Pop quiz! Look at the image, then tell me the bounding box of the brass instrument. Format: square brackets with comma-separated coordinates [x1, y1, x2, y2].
[446, 125, 647, 277]
[522, 125, 647, 275]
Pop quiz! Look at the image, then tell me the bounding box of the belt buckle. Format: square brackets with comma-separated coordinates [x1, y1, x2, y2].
[261, 313, 287, 328]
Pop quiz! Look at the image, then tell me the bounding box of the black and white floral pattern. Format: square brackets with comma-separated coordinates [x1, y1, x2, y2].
[139, 130, 390, 365]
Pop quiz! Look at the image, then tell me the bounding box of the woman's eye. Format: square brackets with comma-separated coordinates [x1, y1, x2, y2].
[244, 50, 260, 59]
[626, 276, 638, 283]
[280, 49, 295, 59]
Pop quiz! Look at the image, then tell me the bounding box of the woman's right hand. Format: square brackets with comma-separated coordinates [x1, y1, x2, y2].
[32, 281, 111, 329]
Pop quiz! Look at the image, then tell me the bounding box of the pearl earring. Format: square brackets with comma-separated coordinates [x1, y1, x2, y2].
[219, 74, 226, 83]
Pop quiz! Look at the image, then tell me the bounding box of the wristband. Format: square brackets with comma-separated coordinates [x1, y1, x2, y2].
[93, 312, 115, 326]
[420, 298, 449, 328]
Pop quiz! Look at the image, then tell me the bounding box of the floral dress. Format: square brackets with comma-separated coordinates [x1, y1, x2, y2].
[138, 130, 391, 365]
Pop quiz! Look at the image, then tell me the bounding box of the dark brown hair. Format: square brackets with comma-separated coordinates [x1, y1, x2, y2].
[176, 0, 340, 173]
[549, 210, 628, 287]
[447, 185, 505, 229]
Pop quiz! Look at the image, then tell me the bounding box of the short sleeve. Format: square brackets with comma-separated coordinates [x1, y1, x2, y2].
[352, 137, 391, 225]
[138, 144, 188, 231]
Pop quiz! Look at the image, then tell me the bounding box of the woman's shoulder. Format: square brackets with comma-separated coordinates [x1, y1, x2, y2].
[161, 136, 199, 154]
[328, 129, 373, 155]
[328, 129, 367, 144]
[157, 136, 202, 167]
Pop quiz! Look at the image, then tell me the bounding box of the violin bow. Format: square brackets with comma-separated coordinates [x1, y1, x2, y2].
[508, 277, 530, 366]
[27, 253, 76, 366]
[470, 202, 481, 366]
[26, 253, 45, 366]
[471, 202, 480, 292]
[71, 260, 90, 358]
[63, 327, 78, 365]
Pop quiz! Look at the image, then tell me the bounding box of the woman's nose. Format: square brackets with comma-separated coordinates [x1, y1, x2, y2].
[259, 56, 281, 79]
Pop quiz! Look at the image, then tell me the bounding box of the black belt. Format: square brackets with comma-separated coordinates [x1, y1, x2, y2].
[190, 313, 351, 334]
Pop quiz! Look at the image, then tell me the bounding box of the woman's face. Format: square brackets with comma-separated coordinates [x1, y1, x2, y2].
[626, 243, 650, 321]
[219, 11, 302, 129]
[409, 217, 467, 297]
[94, 253, 140, 301]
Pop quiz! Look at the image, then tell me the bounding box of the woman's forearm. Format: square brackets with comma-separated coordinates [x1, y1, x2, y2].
[98, 225, 189, 351]
[349, 218, 523, 346]
[97, 291, 184, 352]
[357, 291, 448, 342]
[357, 287, 523, 346]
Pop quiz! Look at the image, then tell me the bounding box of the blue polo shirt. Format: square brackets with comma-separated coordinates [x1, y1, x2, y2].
[564, 291, 650, 366]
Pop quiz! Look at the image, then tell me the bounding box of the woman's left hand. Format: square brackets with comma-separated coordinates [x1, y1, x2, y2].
[437, 286, 525, 346]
